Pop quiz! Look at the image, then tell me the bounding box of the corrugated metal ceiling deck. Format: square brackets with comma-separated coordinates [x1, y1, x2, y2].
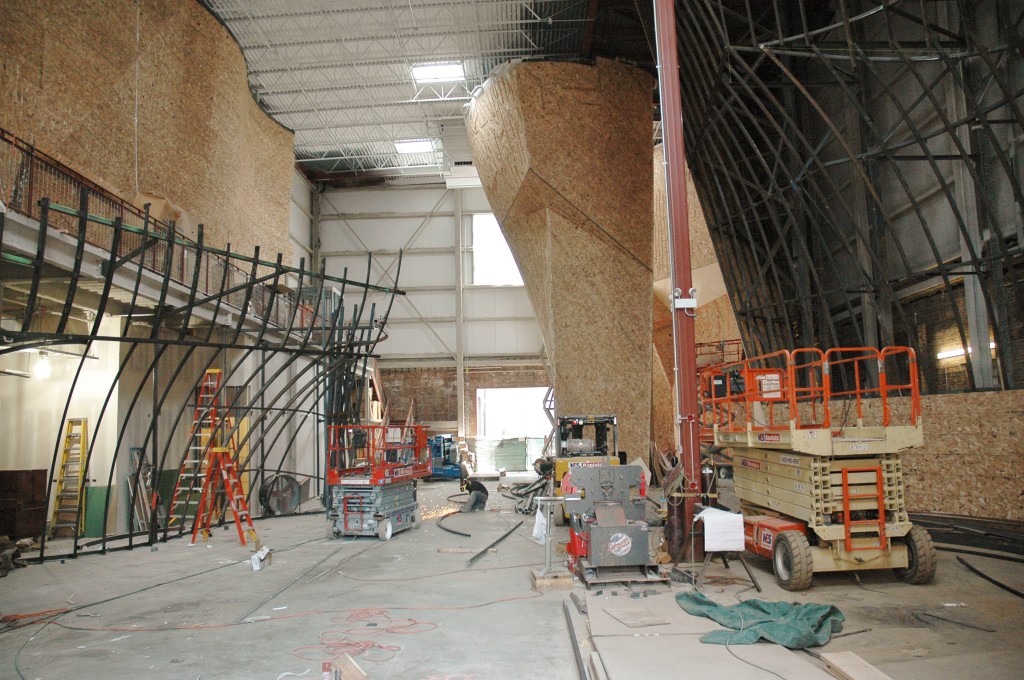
[203, 0, 597, 185]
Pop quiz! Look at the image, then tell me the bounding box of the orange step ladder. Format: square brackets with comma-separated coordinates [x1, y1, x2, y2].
[191, 447, 258, 548]
[168, 369, 224, 529]
[841, 466, 888, 552]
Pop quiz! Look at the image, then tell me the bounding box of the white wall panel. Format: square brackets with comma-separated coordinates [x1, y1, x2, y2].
[464, 286, 534, 318]
[377, 323, 456, 357]
[324, 186, 453, 215]
[389, 291, 457, 320]
[321, 215, 454, 251]
[289, 170, 312, 269]
[318, 184, 542, 363]
[464, 320, 543, 355]
[325, 252, 455, 289]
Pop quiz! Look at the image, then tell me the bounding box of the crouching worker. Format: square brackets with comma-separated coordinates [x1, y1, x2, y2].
[460, 478, 489, 512]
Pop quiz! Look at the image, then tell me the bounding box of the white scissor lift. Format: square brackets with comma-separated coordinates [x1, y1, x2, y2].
[700, 346, 937, 591]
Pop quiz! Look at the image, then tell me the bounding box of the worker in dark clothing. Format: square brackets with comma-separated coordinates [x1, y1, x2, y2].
[460, 478, 489, 512]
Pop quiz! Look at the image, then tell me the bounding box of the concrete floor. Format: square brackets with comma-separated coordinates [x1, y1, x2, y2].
[1, 474, 1022, 679]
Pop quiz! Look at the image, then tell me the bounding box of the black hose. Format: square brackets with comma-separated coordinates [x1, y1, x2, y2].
[936, 545, 1024, 564]
[436, 510, 471, 538]
[957, 556, 1024, 600]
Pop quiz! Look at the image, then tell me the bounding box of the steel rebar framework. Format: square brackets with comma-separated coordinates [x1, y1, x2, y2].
[676, 0, 1023, 392]
[0, 127, 401, 558]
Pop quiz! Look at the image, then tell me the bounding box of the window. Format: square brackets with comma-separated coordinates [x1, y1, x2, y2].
[471, 213, 523, 286]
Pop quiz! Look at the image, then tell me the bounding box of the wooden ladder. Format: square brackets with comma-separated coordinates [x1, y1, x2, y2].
[49, 418, 88, 538]
[168, 369, 224, 530]
[841, 466, 888, 552]
[191, 447, 259, 548]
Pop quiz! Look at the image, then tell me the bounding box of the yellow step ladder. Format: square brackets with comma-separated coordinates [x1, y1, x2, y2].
[49, 418, 88, 538]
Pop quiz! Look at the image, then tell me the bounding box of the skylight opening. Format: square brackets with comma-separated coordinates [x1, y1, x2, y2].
[412, 62, 465, 83]
[395, 139, 434, 154]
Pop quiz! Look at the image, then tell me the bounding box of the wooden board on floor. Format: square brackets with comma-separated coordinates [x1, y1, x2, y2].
[586, 590, 717, 637]
[593, 635, 834, 680]
[820, 651, 894, 680]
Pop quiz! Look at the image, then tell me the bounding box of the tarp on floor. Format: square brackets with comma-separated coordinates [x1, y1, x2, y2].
[676, 591, 845, 648]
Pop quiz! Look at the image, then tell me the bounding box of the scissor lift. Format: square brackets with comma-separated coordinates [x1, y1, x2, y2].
[699, 346, 936, 590]
[325, 424, 430, 541]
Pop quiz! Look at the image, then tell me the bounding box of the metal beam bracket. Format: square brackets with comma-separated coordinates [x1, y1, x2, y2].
[673, 287, 698, 310]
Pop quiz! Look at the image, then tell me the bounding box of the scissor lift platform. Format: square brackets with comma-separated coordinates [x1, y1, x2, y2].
[325, 424, 430, 541]
[700, 346, 936, 590]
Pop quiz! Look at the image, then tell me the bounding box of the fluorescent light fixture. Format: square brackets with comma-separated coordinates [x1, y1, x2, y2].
[412, 62, 465, 83]
[395, 139, 434, 154]
[936, 341, 995, 360]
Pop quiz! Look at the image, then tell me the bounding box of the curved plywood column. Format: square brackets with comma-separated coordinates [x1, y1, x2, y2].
[0, 0, 293, 261]
[467, 59, 653, 460]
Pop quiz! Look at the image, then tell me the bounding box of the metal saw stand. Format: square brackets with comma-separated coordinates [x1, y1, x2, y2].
[565, 466, 669, 590]
[576, 559, 670, 589]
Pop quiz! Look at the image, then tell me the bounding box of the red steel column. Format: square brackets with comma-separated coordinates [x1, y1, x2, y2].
[654, 0, 701, 560]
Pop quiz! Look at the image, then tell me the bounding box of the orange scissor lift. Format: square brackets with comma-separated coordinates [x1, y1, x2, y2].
[325, 424, 430, 541]
[699, 346, 936, 590]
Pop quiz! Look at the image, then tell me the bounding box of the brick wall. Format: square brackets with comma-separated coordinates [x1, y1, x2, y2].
[379, 366, 551, 435]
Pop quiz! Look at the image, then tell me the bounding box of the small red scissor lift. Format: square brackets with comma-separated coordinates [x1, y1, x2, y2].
[699, 346, 936, 590]
[325, 424, 430, 541]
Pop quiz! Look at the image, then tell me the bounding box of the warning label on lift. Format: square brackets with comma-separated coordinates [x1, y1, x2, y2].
[741, 459, 762, 471]
[757, 433, 781, 443]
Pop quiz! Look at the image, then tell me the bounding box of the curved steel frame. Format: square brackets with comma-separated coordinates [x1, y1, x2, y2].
[675, 0, 1023, 393]
[0, 129, 401, 558]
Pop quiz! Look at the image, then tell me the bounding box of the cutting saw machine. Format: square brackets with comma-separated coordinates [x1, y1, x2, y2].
[563, 464, 663, 587]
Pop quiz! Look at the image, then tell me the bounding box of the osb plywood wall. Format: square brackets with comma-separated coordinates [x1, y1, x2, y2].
[904, 390, 1024, 520]
[467, 59, 654, 460]
[0, 0, 293, 261]
[651, 144, 742, 453]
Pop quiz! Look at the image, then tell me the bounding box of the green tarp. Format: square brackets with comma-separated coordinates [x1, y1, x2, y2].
[676, 591, 845, 648]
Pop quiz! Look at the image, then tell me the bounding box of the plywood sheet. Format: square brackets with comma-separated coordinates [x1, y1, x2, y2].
[594, 635, 834, 680]
[0, 0, 294, 263]
[586, 590, 717, 637]
[820, 651, 894, 680]
[900, 391, 1024, 520]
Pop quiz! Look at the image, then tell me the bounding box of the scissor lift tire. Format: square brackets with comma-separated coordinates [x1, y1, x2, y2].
[773, 530, 814, 591]
[894, 525, 936, 584]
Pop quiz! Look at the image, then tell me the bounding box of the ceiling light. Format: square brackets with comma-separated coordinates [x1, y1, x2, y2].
[395, 139, 434, 154]
[936, 341, 995, 360]
[412, 63, 465, 83]
[33, 352, 51, 379]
